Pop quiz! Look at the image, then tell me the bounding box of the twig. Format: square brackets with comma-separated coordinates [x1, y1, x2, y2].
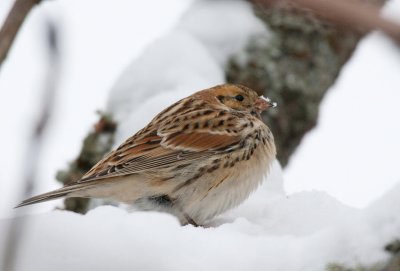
[2, 20, 60, 271]
[0, 0, 42, 69]
[250, 0, 400, 44]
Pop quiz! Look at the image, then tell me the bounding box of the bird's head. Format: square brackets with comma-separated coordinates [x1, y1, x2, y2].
[197, 84, 276, 118]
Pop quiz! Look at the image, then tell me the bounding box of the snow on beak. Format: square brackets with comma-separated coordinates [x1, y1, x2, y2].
[255, 95, 277, 113]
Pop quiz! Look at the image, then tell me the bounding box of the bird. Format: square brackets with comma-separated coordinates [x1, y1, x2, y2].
[16, 84, 277, 226]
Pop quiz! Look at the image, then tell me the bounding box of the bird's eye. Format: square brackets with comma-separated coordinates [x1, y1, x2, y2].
[217, 95, 224, 102]
[235, 94, 244, 102]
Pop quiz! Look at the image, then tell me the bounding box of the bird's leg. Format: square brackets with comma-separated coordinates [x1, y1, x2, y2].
[141, 194, 199, 226]
[182, 212, 199, 227]
[169, 197, 199, 227]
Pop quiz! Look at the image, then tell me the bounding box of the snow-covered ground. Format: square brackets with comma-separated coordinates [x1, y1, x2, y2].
[1, 165, 399, 270]
[0, 0, 399, 270]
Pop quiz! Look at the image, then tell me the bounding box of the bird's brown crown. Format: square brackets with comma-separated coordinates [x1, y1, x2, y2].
[194, 84, 274, 118]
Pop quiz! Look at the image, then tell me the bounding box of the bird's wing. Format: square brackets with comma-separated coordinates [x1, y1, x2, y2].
[76, 107, 244, 184]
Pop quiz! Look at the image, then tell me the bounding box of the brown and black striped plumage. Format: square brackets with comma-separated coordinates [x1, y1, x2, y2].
[17, 84, 277, 226]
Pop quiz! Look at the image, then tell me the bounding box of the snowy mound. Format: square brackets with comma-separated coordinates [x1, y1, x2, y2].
[1, 175, 399, 271]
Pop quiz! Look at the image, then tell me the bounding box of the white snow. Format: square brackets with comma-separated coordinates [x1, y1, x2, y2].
[1, 173, 399, 271]
[176, 0, 267, 65]
[0, 0, 400, 270]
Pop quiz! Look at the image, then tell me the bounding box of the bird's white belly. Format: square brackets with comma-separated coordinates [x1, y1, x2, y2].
[183, 148, 272, 224]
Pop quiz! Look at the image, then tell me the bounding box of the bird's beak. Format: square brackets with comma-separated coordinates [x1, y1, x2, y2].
[255, 96, 277, 113]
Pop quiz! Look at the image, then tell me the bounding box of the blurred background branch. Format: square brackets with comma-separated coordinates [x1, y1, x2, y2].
[0, 0, 41, 69]
[1, 0, 399, 72]
[250, 0, 400, 44]
[2, 20, 59, 271]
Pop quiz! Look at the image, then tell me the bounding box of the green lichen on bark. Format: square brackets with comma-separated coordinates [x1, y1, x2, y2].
[226, 4, 362, 166]
[55, 112, 117, 214]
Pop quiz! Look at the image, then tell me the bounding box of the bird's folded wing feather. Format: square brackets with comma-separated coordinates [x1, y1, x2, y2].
[76, 108, 243, 184]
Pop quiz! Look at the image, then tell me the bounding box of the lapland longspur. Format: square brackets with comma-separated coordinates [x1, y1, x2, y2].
[17, 84, 277, 226]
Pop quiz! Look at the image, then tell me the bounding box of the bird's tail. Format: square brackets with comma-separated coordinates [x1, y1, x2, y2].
[15, 183, 92, 208]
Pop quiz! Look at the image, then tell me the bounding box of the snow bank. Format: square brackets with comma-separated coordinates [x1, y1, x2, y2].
[1, 178, 399, 271]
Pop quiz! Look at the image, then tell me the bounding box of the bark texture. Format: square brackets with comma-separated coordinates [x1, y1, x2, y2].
[226, 3, 362, 166]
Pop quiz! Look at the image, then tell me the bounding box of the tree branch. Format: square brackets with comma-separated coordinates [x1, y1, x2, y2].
[0, 0, 41, 69]
[251, 0, 400, 44]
